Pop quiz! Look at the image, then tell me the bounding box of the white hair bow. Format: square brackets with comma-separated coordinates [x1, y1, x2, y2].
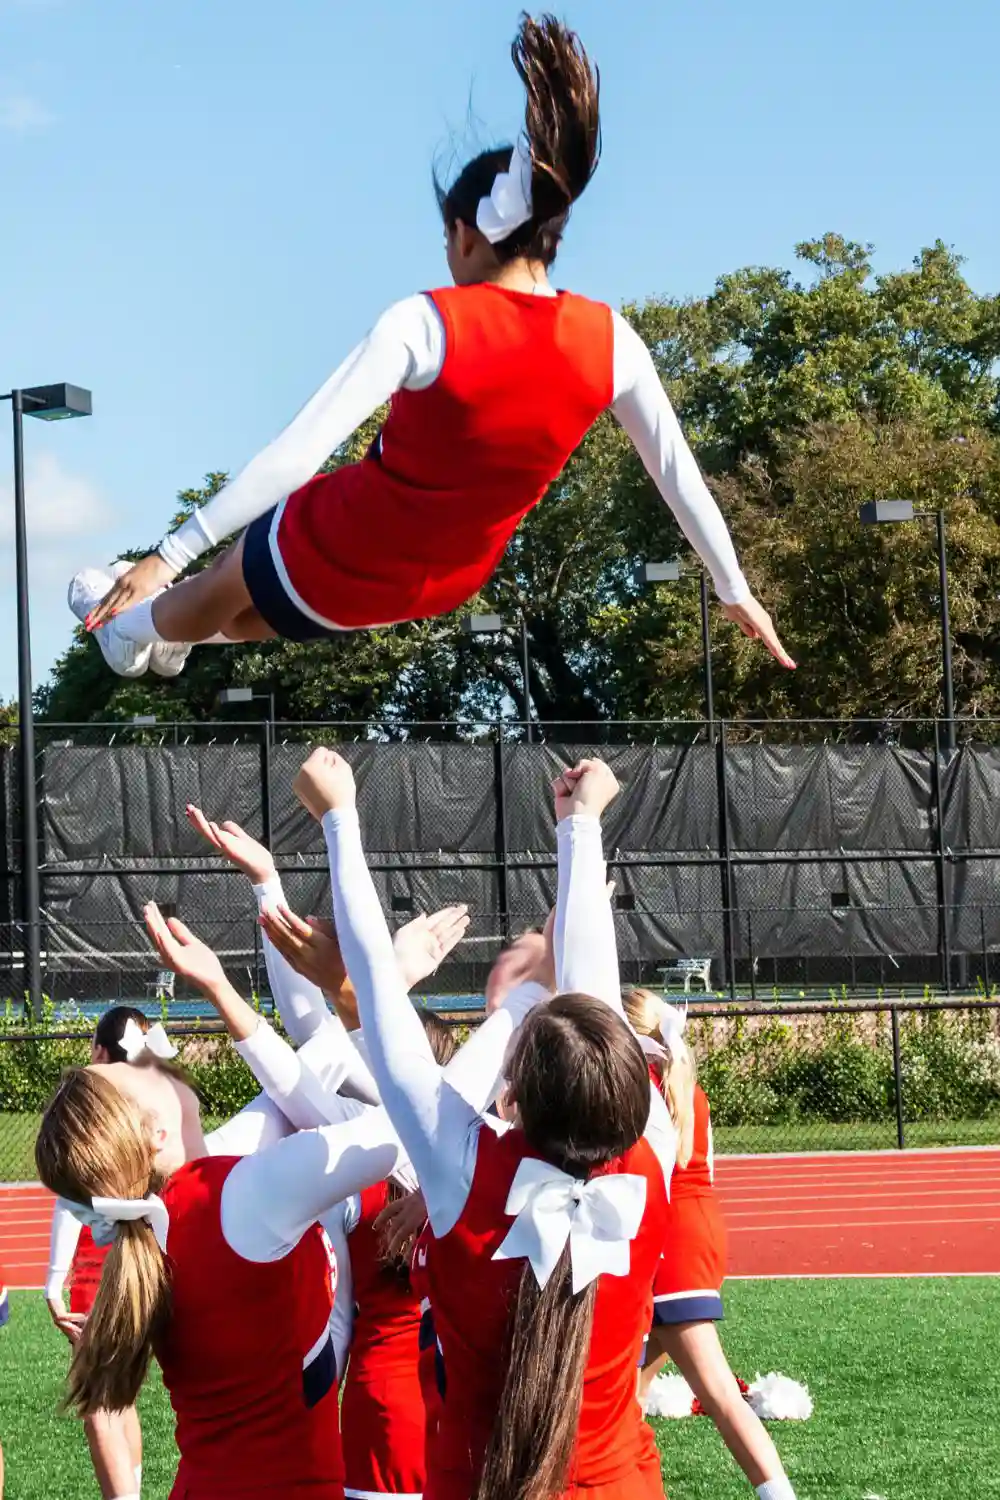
[658, 1000, 688, 1053]
[476, 136, 535, 245]
[59, 1193, 170, 1253]
[121, 1019, 177, 1064]
[493, 1156, 647, 1293]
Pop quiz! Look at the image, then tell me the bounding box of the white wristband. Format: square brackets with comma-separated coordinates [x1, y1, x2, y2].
[252, 875, 284, 913]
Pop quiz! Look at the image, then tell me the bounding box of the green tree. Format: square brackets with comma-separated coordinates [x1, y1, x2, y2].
[37, 236, 1000, 733]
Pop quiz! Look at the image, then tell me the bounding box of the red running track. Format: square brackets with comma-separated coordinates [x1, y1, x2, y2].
[2, 1148, 999, 1287]
[716, 1148, 1000, 1277]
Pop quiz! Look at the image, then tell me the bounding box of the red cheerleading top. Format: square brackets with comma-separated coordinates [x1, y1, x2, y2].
[154, 1155, 342, 1499]
[345, 1179, 422, 1372]
[424, 1124, 668, 1500]
[671, 1084, 715, 1198]
[276, 284, 614, 627]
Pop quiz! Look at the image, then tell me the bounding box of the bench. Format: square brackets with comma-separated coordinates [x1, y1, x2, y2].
[658, 957, 713, 995]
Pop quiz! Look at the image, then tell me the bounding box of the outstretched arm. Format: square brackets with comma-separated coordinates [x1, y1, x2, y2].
[87, 296, 446, 627]
[552, 760, 624, 1011]
[292, 749, 482, 1237]
[611, 312, 793, 670]
[221, 1106, 405, 1262]
[144, 903, 362, 1131]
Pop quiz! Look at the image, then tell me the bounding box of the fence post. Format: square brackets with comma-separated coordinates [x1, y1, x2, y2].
[747, 910, 757, 1002]
[493, 725, 511, 944]
[983, 907, 991, 995]
[930, 720, 952, 993]
[260, 719, 273, 852]
[716, 721, 736, 999]
[891, 1005, 906, 1150]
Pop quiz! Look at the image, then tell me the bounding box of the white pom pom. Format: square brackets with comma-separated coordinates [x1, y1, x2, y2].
[644, 1372, 696, 1419]
[747, 1372, 813, 1421]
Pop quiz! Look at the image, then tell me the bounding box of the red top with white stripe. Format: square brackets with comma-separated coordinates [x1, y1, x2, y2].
[154, 1155, 341, 1497]
[276, 283, 614, 627]
[424, 1124, 668, 1500]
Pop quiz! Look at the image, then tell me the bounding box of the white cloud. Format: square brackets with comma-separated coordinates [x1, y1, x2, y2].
[0, 90, 54, 133]
[0, 450, 111, 545]
[0, 452, 115, 697]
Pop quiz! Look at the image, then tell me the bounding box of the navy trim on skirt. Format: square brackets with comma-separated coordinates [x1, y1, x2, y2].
[242, 507, 340, 642]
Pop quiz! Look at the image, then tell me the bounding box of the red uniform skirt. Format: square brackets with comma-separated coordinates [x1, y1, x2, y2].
[342, 1358, 426, 1497]
[653, 1194, 727, 1325]
[69, 1227, 110, 1316]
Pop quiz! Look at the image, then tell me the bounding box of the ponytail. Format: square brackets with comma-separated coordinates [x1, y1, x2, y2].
[475, 1245, 597, 1500]
[436, 12, 601, 267]
[67, 1218, 171, 1415]
[624, 988, 697, 1169]
[35, 1068, 172, 1416]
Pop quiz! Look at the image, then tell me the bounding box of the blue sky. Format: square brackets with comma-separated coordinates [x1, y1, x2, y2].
[1, 0, 998, 700]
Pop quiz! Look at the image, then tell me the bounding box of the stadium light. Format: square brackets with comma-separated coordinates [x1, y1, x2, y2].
[1, 381, 93, 1019]
[216, 684, 276, 725]
[636, 558, 715, 734]
[461, 613, 534, 743]
[858, 500, 954, 751]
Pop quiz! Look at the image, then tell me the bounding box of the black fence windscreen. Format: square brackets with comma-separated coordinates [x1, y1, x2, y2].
[3, 725, 1000, 1005]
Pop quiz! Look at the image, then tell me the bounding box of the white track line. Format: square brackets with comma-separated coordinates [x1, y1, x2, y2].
[721, 1186, 1000, 1206]
[728, 1214, 1000, 1232]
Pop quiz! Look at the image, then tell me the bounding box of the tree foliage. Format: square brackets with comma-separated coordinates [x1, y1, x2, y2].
[38, 236, 1000, 733]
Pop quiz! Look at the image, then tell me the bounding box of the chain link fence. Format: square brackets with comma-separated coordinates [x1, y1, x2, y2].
[2, 999, 999, 1183]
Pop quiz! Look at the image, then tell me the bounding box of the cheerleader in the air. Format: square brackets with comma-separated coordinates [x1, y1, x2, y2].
[70, 13, 791, 680]
[628, 989, 798, 1500]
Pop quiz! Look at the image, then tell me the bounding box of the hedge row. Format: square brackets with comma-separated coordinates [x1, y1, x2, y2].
[2, 1005, 999, 1127]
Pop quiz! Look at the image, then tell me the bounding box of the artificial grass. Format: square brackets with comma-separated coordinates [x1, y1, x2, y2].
[2, 1280, 999, 1499]
[652, 1278, 1000, 1499]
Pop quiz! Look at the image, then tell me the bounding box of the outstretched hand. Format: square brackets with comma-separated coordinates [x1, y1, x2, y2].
[186, 805, 276, 886]
[144, 902, 227, 997]
[259, 907, 351, 999]
[393, 906, 470, 990]
[261, 902, 470, 996]
[722, 595, 795, 670]
[484, 921, 556, 1013]
[85, 554, 176, 632]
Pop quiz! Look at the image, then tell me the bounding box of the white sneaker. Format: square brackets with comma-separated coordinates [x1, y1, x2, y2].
[67, 567, 152, 678]
[107, 560, 191, 679]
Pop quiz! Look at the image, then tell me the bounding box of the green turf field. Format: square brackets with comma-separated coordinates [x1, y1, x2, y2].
[2, 1279, 998, 1498]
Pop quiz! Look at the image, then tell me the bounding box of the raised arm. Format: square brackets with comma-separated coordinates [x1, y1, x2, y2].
[185, 805, 380, 1104]
[553, 760, 624, 1012]
[144, 903, 362, 1131]
[221, 1106, 405, 1263]
[611, 312, 793, 670]
[87, 296, 446, 628]
[292, 749, 482, 1236]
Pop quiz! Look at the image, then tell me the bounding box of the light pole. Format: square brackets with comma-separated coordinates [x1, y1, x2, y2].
[859, 500, 955, 751]
[462, 613, 534, 742]
[1, 382, 93, 1018]
[636, 559, 715, 733]
[216, 686, 277, 846]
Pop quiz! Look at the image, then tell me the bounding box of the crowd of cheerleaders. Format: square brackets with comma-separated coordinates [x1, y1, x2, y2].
[9, 755, 801, 1500]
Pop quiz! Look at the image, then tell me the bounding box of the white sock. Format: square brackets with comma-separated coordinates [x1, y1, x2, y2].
[114, 601, 220, 649]
[112, 600, 164, 646]
[757, 1478, 797, 1500]
[135, 1462, 142, 1492]
[111, 1493, 139, 1500]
